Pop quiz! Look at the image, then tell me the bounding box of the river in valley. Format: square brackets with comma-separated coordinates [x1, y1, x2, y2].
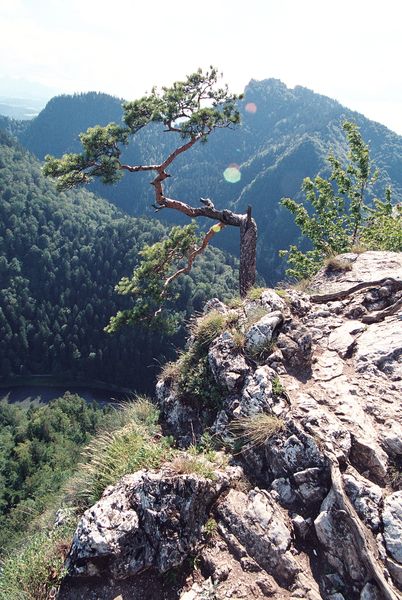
[0, 382, 132, 406]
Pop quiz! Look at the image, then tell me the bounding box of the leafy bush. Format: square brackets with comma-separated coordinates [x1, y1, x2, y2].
[280, 121, 400, 280]
[0, 524, 73, 600]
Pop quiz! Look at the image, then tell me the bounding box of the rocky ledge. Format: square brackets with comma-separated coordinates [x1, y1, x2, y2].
[60, 251, 402, 600]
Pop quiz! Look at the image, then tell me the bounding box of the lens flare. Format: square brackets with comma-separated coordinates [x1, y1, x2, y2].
[245, 102, 257, 114]
[223, 164, 241, 183]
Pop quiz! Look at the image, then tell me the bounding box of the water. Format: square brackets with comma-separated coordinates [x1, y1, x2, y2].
[0, 385, 131, 406]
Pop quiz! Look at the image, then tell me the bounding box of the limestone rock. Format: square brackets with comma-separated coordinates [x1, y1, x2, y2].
[350, 435, 388, 483]
[260, 289, 287, 312]
[360, 582, 382, 600]
[343, 471, 382, 531]
[67, 467, 239, 579]
[237, 365, 278, 417]
[208, 332, 250, 391]
[245, 311, 283, 354]
[314, 490, 367, 585]
[383, 491, 402, 564]
[217, 488, 300, 587]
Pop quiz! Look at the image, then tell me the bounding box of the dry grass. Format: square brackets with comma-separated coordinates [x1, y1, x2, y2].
[233, 413, 285, 447]
[159, 360, 181, 384]
[324, 256, 353, 272]
[190, 310, 238, 350]
[64, 398, 172, 507]
[231, 328, 246, 350]
[243, 306, 268, 330]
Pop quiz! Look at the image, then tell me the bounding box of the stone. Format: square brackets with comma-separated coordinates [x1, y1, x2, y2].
[381, 422, 402, 456]
[350, 435, 388, 483]
[310, 251, 402, 294]
[208, 332, 250, 391]
[203, 298, 229, 315]
[314, 490, 367, 584]
[327, 320, 365, 357]
[382, 491, 402, 564]
[386, 555, 402, 588]
[313, 350, 344, 381]
[355, 318, 402, 379]
[260, 289, 287, 312]
[292, 514, 311, 539]
[343, 472, 382, 531]
[239, 365, 275, 416]
[359, 582, 382, 599]
[245, 311, 283, 354]
[67, 467, 239, 579]
[217, 488, 300, 587]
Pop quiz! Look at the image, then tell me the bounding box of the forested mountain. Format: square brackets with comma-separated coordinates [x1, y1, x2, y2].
[0, 131, 238, 390]
[17, 80, 402, 283]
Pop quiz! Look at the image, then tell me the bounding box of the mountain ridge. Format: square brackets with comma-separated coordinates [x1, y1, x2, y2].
[11, 78, 402, 283]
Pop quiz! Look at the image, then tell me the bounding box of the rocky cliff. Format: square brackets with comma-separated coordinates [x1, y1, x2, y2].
[59, 251, 402, 600]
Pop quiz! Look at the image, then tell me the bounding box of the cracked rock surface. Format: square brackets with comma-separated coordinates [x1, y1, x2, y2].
[61, 252, 402, 600]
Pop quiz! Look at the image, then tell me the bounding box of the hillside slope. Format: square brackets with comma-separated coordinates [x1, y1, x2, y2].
[0, 131, 238, 391]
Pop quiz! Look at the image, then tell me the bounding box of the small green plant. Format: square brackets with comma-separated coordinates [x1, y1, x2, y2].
[274, 288, 290, 300]
[159, 360, 182, 384]
[388, 458, 402, 491]
[0, 524, 73, 600]
[191, 310, 238, 350]
[246, 286, 266, 301]
[243, 306, 268, 331]
[227, 296, 243, 309]
[170, 453, 216, 480]
[233, 413, 285, 447]
[203, 517, 218, 539]
[246, 338, 276, 363]
[272, 376, 285, 396]
[231, 328, 246, 350]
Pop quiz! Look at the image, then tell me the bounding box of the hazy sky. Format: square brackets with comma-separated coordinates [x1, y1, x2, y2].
[1, 0, 402, 134]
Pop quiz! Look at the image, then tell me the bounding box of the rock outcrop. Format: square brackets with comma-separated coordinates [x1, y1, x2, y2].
[61, 251, 402, 600]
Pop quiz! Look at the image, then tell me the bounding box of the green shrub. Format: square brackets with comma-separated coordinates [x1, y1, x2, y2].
[272, 376, 285, 396]
[0, 524, 73, 600]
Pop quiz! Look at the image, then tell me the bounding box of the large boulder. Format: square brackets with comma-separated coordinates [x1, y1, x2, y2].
[67, 466, 240, 579]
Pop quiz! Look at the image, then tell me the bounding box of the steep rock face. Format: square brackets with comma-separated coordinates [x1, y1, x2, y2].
[63, 252, 402, 600]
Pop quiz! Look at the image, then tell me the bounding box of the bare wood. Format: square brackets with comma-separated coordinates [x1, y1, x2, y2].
[328, 457, 399, 600]
[362, 296, 402, 323]
[163, 223, 225, 290]
[310, 278, 402, 304]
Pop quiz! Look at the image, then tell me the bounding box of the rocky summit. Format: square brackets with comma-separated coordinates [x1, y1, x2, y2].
[60, 251, 402, 600]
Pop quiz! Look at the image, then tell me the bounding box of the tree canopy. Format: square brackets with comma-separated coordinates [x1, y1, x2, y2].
[44, 68, 257, 315]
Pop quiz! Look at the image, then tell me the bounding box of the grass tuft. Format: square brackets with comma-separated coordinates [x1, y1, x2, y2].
[233, 413, 285, 447]
[64, 398, 173, 507]
[190, 310, 238, 350]
[246, 287, 266, 301]
[324, 256, 353, 272]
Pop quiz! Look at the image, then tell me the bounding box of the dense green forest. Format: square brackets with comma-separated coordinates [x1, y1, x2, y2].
[0, 130, 238, 390]
[0, 393, 110, 551]
[17, 80, 402, 283]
